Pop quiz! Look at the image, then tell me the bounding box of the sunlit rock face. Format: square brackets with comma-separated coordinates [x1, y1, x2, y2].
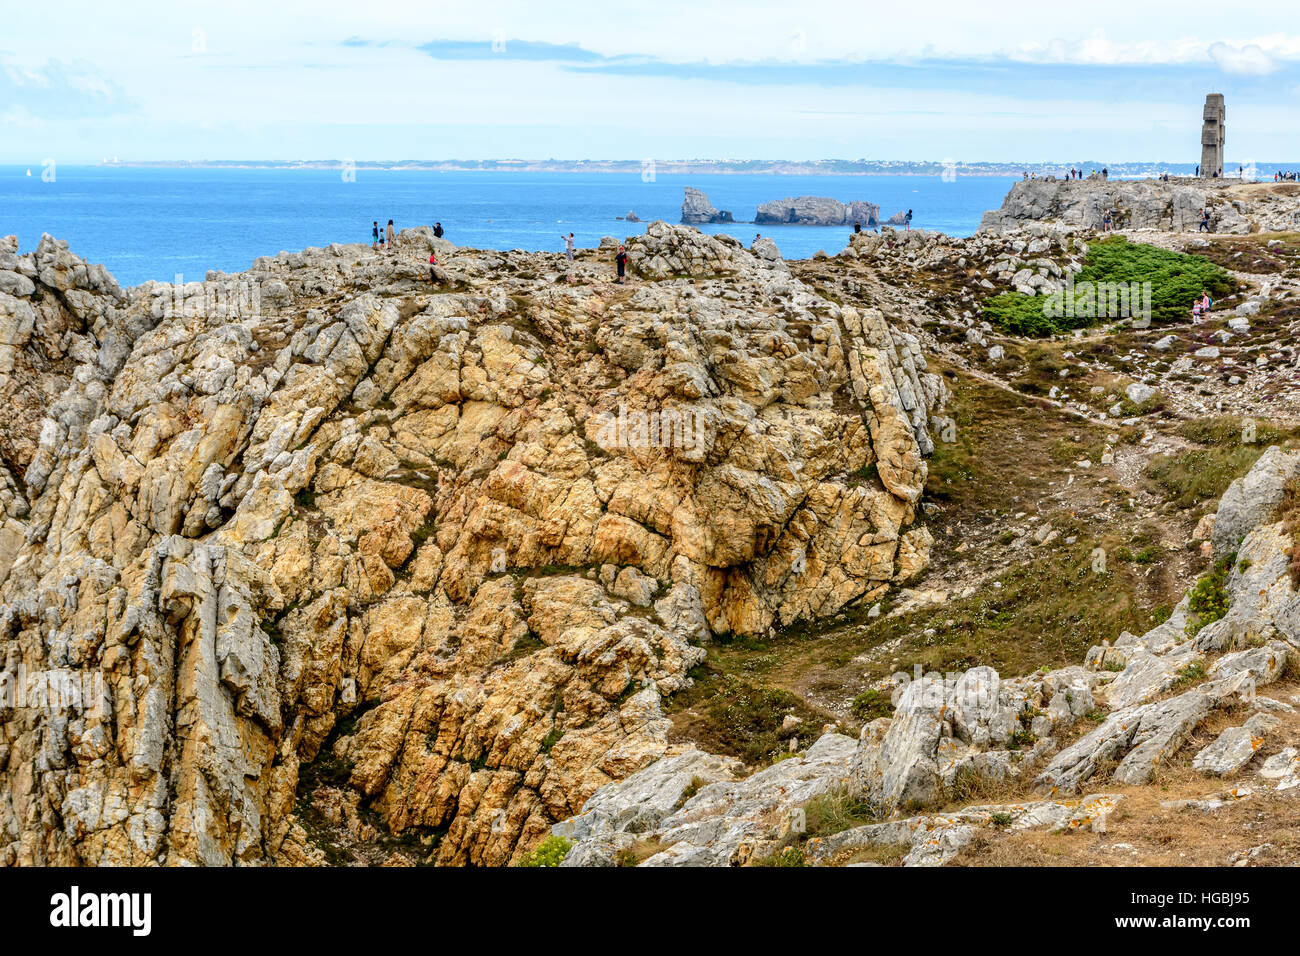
[0, 225, 944, 866]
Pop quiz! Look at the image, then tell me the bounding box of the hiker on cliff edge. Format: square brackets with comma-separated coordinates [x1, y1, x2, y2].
[904, 209, 913, 231]
[385, 219, 395, 249]
[372, 221, 380, 250]
[563, 232, 575, 261]
[615, 245, 627, 284]
[434, 222, 444, 239]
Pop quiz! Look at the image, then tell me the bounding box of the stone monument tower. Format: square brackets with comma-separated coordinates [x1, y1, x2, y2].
[1201, 94, 1225, 177]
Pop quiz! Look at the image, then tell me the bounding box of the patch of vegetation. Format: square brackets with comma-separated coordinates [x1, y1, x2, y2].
[1177, 415, 1293, 447]
[803, 787, 879, 837]
[750, 846, 806, 867]
[1146, 446, 1268, 509]
[1184, 554, 1234, 636]
[850, 689, 893, 722]
[984, 237, 1237, 337]
[666, 669, 835, 766]
[408, 510, 438, 549]
[1172, 660, 1208, 687]
[516, 835, 573, 867]
[848, 462, 881, 486]
[540, 724, 565, 754]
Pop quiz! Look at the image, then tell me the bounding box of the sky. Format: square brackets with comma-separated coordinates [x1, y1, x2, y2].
[3, 1, 1300, 163]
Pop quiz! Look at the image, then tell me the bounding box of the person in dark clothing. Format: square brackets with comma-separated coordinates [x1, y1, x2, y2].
[854, 221, 862, 234]
[1199, 209, 1210, 232]
[433, 222, 444, 239]
[904, 209, 913, 231]
[615, 245, 627, 284]
[372, 221, 380, 250]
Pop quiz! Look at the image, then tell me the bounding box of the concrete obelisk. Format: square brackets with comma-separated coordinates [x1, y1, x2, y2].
[1200, 94, 1225, 178]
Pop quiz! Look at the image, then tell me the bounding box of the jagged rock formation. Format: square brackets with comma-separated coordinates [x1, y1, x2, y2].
[680, 188, 734, 224]
[755, 196, 880, 227]
[979, 178, 1300, 235]
[0, 224, 945, 866]
[556, 448, 1300, 865]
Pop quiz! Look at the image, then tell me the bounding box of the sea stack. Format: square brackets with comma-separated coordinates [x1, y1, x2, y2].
[680, 187, 735, 224]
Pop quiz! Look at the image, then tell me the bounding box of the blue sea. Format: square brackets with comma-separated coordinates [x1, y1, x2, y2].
[0, 166, 1019, 288]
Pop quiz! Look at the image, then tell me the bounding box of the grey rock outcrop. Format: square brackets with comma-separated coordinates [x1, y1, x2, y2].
[680, 187, 734, 224]
[976, 178, 1284, 235]
[755, 196, 880, 227]
[1212, 445, 1300, 560]
[849, 665, 1024, 812]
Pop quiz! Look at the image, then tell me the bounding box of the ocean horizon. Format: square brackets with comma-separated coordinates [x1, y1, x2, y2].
[2, 165, 1023, 287]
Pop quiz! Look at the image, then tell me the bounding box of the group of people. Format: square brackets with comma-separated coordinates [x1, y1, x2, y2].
[370, 219, 445, 251]
[1276, 171, 1299, 182]
[1028, 168, 1105, 181]
[1190, 292, 1213, 321]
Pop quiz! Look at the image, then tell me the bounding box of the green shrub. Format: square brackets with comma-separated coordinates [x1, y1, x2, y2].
[516, 835, 573, 867]
[1184, 555, 1233, 635]
[984, 237, 1236, 337]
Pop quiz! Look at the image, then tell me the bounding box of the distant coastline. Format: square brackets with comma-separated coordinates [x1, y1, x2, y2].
[88, 159, 1219, 177]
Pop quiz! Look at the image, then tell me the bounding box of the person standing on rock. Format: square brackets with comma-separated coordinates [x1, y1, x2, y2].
[904, 209, 913, 231]
[1199, 209, 1210, 233]
[434, 222, 444, 239]
[428, 251, 438, 283]
[854, 221, 862, 234]
[615, 245, 627, 284]
[563, 232, 575, 261]
[372, 221, 380, 250]
[1102, 210, 1113, 233]
[385, 219, 396, 250]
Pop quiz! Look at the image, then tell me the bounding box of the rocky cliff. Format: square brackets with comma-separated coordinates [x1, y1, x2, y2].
[0, 224, 945, 866]
[980, 178, 1300, 235]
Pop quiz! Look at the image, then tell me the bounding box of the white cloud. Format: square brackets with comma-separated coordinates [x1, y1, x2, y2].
[1209, 42, 1278, 75]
